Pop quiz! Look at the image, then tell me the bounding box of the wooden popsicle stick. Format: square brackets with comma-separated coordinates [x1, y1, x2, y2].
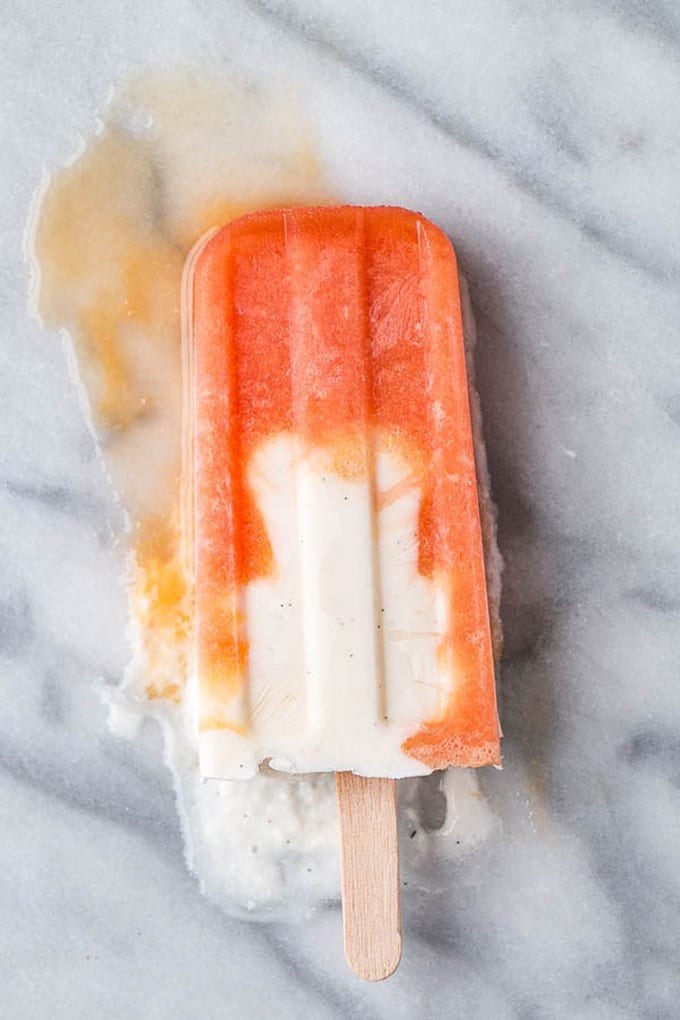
[336, 772, 402, 981]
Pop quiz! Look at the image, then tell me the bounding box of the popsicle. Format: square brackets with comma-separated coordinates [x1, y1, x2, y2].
[183, 205, 499, 776]
[182, 205, 500, 978]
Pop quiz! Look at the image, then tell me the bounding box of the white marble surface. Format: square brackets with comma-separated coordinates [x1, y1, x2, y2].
[3, 1, 680, 1016]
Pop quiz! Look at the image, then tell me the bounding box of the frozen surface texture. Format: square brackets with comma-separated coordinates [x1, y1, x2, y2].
[3, 1, 680, 1017]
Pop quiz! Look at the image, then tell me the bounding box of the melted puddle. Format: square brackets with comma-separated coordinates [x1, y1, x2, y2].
[33, 72, 331, 708]
[30, 69, 496, 919]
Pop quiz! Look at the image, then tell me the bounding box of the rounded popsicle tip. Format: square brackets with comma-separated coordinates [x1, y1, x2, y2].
[344, 926, 402, 982]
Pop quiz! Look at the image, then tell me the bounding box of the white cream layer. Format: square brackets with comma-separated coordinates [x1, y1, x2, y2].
[196, 434, 451, 779]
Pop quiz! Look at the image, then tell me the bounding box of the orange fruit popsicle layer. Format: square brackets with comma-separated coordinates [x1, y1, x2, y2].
[183, 206, 500, 779]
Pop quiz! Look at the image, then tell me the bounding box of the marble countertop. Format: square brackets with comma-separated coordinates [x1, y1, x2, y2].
[3, 1, 680, 1016]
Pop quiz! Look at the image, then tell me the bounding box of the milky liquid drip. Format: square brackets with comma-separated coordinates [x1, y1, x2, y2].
[30, 70, 499, 919]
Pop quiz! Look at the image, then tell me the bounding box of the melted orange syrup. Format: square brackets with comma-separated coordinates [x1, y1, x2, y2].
[31, 72, 331, 703]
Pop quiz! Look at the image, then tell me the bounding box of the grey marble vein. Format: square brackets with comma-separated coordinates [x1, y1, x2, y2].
[3, 478, 115, 526]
